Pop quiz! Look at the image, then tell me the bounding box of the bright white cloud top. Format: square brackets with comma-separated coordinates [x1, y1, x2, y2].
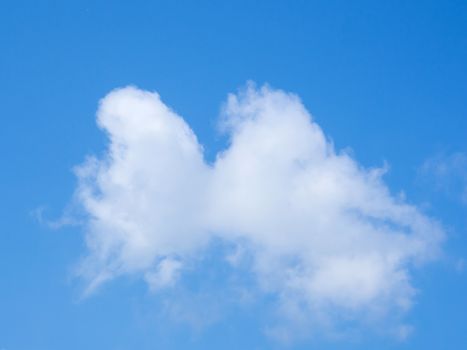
[74, 84, 444, 336]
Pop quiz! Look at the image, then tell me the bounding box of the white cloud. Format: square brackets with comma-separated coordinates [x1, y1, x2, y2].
[421, 152, 467, 203]
[73, 84, 444, 336]
[145, 257, 182, 291]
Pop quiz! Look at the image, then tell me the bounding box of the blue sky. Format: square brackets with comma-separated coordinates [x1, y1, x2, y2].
[1, 1, 467, 349]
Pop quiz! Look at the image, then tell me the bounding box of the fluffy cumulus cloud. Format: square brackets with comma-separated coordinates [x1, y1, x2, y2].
[74, 84, 444, 337]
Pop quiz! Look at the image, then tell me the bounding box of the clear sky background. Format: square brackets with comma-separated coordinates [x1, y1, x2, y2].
[1, 1, 466, 349]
